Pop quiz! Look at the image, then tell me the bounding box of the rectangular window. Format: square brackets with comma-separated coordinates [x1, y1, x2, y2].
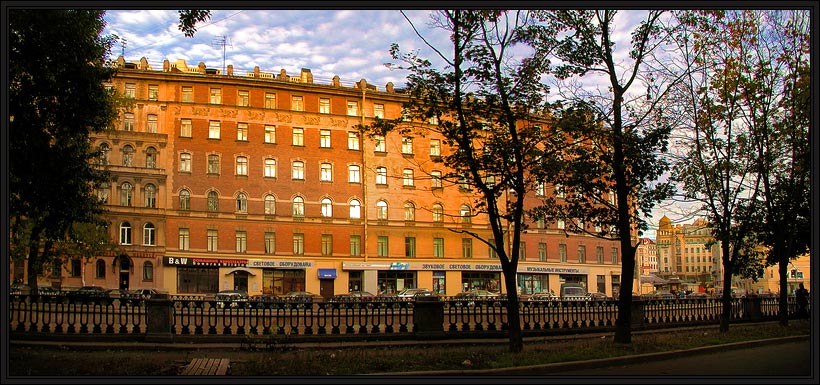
[179, 228, 189, 251]
[462, 238, 473, 258]
[264, 158, 276, 178]
[578, 245, 586, 263]
[321, 234, 333, 256]
[71, 259, 81, 277]
[430, 139, 441, 157]
[235, 156, 248, 176]
[519, 242, 526, 261]
[350, 235, 361, 256]
[405, 237, 416, 257]
[237, 123, 248, 141]
[293, 233, 304, 255]
[319, 98, 330, 114]
[148, 85, 158, 100]
[180, 119, 192, 137]
[238, 90, 249, 106]
[377, 236, 388, 257]
[538, 242, 547, 262]
[489, 239, 498, 259]
[557, 218, 565, 230]
[207, 230, 218, 252]
[292, 96, 303, 111]
[209, 121, 220, 139]
[348, 165, 361, 183]
[179, 153, 191, 172]
[236, 231, 247, 253]
[433, 238, 444, 258]
[373, 104, 384, 119]
[265, 93, 276, 109]
[320, 163, 332, 181]
[125, 83, 136, 98]
[374, 135, 386, 152]
[210, 88, 221, 104]
[612, 247, 619, 264]
[264, 232, 276, 254]
[123, 113, 134, 131]
[207, 154, 220, 174]
[597, 246, 604, 264]
[348, 132, 360, 150]
[402, 169, 414, 186]
[535, 181, 545, 196]
[401, 137, 413, 154]
[292, 127, 304, 146]
[181, 86, 193, 102]
[292, 161, 304, 180]
[376, 167, 387, 185]
[320, 129, 331, 148]
[347, 101, 358, 116]
[431, 171, 442, 189]
[559, 244, 567, 262]
[264, 125, 276, 143]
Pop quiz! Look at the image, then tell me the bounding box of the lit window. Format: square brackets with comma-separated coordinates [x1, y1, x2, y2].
[292, 161, 304, 180]
[320, 163, 333, 181]
[210, 88, 222, 104]
[209, 121, 220, 139]
[321, 198, 333, 217]
[146, 114, 158, 133]
[238, 90, 249, 107]
[143, 223, 155, 245]
[376, 167, 387, 185]
[292, 196, 305, 217]
[376, 200, 388, 220]
[349, 199, 361, 219]
[292, 127, 304, 146]
[320, 129, 331, 148]
[264, 158, 276, 178]
[264, 125, 276, 143]
[237, 123, 248, 141]
[236, 156, 248, 176]
[291, 96, 303, 111]
[348, 165, 361, 183]
[179, 153, 191, 172]
[180, 119, 192, 137]
[348, 132, 360, 150]
[320, 98, 330, 114]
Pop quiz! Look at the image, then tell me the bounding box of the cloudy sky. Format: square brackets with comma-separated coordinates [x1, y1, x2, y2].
[102, 8, 690, 238]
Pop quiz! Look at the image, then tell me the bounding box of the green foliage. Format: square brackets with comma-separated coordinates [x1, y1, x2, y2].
[178, 10, 211, 37]
[9, 10, 119, 288]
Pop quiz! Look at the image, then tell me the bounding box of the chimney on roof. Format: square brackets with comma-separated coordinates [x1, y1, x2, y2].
[163, 59, 170, 72]
[386, 82, 394, 93]
[198, 62, 207, 73]
[332, 75, 341, 87]
[278, 69, 287, 81]
[227, 65, 234, 76]
[300, 68, 313, 84]
[253, 66, 260, 78]
[139, 57, 149, 70]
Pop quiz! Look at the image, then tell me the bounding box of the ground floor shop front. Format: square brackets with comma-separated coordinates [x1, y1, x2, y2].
[160, 256, 623, 298]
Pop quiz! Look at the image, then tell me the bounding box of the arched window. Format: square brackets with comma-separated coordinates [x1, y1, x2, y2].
[376, 200, 388, 220]
[292, 196, 305, 217]
[143, 261, 154, 281]
[264, 195, 276, 215]
[207, 191, 219, 211]
[143, 222, 155, 245]
[120, 182, 133, 207]
[321, 198, 333, 217]
[98, 143, 110, 165]
[144, 184, 156, 208]
[95, 260, 106, 278]
[122, 145, 134, 167]
[432, 203, 444, 222]
[236, 192, 247, 213]
[349, 199, 361, 219]
[97, 182, 110, 204]
[179, 189, 190, 210]
[404, 202, 415, 221]
[460, 204, 472, 223]
[119, 221, 131, 245]
[145, 147, 157, 168]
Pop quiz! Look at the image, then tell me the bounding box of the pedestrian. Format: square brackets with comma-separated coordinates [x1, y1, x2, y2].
[795, 283, 809, 320]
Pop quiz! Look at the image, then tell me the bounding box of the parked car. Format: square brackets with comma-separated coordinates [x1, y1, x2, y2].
[528, 292, 557, 302]
[329, 291, 377, 303]
[455, 289, 499, 299]
[250, 293, 281, 307]
[127, 288, 159, 299]
[588, 292, 609, 301]
[687, 292, 709, 298]
[396, 288, 431, 300]
[214, 290, 249, 308]
[105, 289, 130, 299]
[67, 286, 107, 298]
[559, 283, 589, 301]
[280, 291, 323, 303]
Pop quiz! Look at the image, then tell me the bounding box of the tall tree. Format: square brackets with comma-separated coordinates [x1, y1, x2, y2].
[9, 10, 120, 293]
[526, 10, 676, 344]
[360, 10, 554, 353]
[666, 10, 769, 332]
[178, 10, 211, 37]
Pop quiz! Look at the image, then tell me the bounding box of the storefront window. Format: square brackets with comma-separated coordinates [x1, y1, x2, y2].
[177, 267, 219, 294]
[377, 271, 416, 295]
[262, 269, 306, 295]
[461, 272, 501, 293]
[517, 274, 549, 295]
[348, 271, 362, 292]
[432, 271, 446, 295]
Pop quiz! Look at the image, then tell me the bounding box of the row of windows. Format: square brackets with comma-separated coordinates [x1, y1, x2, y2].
[178, 154, 365, 181]
[118, 221, 157, 245]
[90, 259, 154, 282]
[121, 113, 159, 133]
[98, 143, 159, 168]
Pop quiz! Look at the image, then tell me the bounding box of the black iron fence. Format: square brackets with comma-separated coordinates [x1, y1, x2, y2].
[8, 294, 803, 344]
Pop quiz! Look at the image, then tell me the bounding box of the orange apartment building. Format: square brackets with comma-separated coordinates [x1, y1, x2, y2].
[18, 56, 625, 298]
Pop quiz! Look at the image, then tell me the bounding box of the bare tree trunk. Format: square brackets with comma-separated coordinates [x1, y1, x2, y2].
[504, 275, 523, 352]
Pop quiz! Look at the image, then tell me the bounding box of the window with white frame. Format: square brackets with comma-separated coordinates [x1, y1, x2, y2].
[180, 119, 192, 137]
[322, 234, 333, 256]
[401, 137, 413, 154]
[238, 90, 249, 107]
[120, 222, 131, 244]
[293, 233, 305, 255]
[432, 203, 443, 222]
[264, 195, 276, 215]
[207, 191, 219, 211]
[402, 169, 414, 186]
[292, 196, 305, 217]
[179, 153, 191, 172]
[147, 114, 158, 133]
[347, 101, 358, 116]
[375, 167, 387, 185]
[236, 156, 248, 176]
[144, 184, 156, 208]
[181, 86, 193, 102]
[321, 198, 333, 217]
[145, 147, 157, 168]
[125, 83, 136, 98]
[236, 231, 247, 253]
[179, 189, 190, 210]
[376, 200, 388, 220]
[320, 129, 331, 148]
[210, 88, 221, 104]
[319, 98, 330, 114]
[292, 127, 304, 146]
[207, 230, 218, 251]
[148, 85, 158, 100]
[209, 121, 220, 139]
[123, 113, 134, 131]
[373, 104, 384, 118]
[348, 165, 361, 183]
[320, 163, 333, 181]
[207, 154, 220, 174]
[265, 232, 276, 254]
[236, 192, 248, 213]
[264, 125, 276, 143]
[237, 123, 248, 141]
[460, 204, 472, 223]
[291, 96, 303, 111]
[535, 181, 545, 196]
[374, 135, 386, 152]
[122, 145, 134, 166]
[431, 170, 442, 189]
[404, 202, 415, 221]
[349, 199, 361, 219]
[120, 182, 133, 206]
[143, 223, 155, 245]
[430, 139, 441, 157]
[348, 132, 360, 150]
[264, 158, 276, 178]
[265, 93, 276, 109]
[557, 218, 565, 229]
[292, 161, 304, 180]
[179, 228, 189, 250]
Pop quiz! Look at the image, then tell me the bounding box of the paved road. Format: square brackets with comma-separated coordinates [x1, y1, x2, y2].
[541, 339, 812, 376]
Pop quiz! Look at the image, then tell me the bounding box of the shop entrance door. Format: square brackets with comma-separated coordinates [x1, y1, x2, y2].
[320, 280, 334, 299]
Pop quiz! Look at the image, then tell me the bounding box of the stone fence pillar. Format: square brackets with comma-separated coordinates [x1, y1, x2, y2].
[630, 299, 646, 330]
[413, 297, 445, 339]
[145, 294, 173, 342]
[744, 296, 763, 321]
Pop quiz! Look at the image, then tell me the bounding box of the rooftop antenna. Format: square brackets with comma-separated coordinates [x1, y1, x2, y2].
[212, 35, 232, 75]
[120, 38, 127, 57]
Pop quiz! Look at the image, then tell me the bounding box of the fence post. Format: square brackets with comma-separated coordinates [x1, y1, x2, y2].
[744, 295, 763, 321]
[413, 297, 445, 339]
[145, 293, 174, 342]
[630, 299, 646, 330]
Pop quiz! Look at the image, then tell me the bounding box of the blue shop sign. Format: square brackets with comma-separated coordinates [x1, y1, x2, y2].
[318, 268, 337, 279]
